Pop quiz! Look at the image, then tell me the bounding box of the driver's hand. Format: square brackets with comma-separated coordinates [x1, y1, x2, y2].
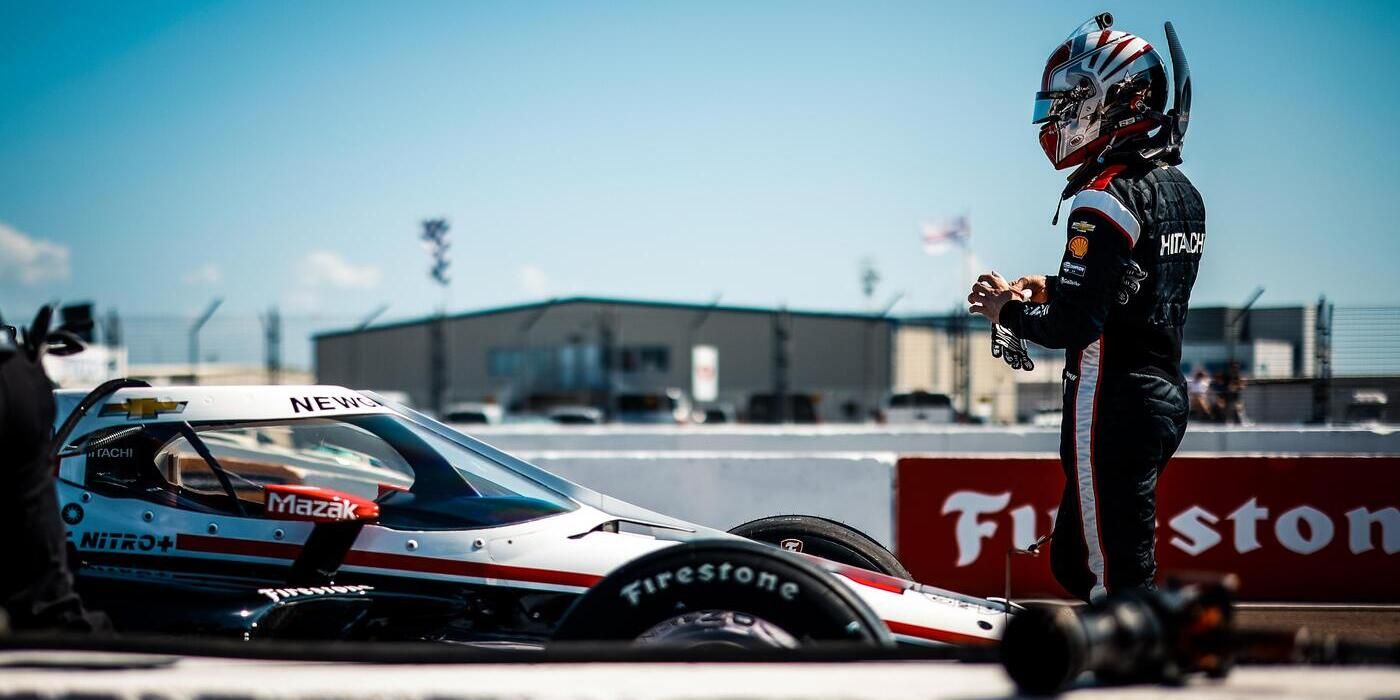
[1010, 275, 1051, 304]
[968, 272, 1026, 325]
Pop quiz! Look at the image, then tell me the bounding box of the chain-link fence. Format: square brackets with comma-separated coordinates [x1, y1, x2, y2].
[120, 313, 359, 370]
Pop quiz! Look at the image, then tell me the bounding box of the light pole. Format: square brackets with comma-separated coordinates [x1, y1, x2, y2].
[188, 298, 222, 385]
[350, 304, 389, 388]
[420, 219, 451, 415]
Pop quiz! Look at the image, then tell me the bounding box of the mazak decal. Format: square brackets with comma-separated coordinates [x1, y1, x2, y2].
[619, 561, 801, 607]
[101, 398, 187, 420]
[263, 485, 379, 522]
[290, 395, 383, 413]
[267, 492, 359, 520]
[78, 531, 174, 553]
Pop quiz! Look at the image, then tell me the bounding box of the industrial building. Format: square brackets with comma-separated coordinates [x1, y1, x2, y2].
[315, 297, 898, 423]
[314, 296, 1353, 424]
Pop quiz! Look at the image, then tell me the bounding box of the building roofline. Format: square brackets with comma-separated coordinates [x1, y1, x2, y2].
[313, 296, 900, 340]
[314, 296, 1305, 341]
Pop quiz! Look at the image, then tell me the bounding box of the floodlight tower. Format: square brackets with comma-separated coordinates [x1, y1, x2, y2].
[421, 218, 451, 415]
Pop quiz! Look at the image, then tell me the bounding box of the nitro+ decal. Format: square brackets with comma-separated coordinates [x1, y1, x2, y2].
[78, 531, 174, 553]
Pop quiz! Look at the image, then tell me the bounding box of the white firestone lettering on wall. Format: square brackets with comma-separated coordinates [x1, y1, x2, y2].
[1347, 507, 1400, 554]
[942, 491, 1056, 566]
[1169, 506, 1222, 556]
[940, 490, 1398, 565]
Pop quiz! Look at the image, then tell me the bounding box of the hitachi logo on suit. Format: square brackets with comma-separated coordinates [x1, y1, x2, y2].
[1159, 230, 1205, 256]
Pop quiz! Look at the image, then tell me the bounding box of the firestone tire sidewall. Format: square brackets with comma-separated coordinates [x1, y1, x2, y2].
[728, 515, 913, 580]
[552, 540, 893, 646]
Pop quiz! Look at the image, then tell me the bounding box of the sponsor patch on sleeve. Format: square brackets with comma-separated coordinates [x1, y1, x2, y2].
[1067, 235, 1090, 258]
[1071, 221, 1096, 233]
[1061, 261, 1087, 278]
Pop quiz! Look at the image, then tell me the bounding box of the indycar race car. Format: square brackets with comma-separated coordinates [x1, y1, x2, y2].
[51, 380, 1011, 648]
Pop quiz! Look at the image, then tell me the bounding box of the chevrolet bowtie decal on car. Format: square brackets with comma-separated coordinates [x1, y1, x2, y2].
[100, 397, 187, 420]
[52, 381, 1010, 648]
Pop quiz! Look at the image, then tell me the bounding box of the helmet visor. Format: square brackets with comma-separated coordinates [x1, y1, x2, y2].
[1032, 90, 1069, 124]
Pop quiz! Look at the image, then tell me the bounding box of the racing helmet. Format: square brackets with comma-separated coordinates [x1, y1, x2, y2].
[1034, 13, 1169, 169]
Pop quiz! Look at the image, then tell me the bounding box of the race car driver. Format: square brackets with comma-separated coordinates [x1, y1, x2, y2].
[967, 15, 1205, 602]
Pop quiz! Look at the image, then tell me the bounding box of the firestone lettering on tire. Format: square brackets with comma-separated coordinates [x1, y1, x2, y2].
[258, 585, 374, 602]
[618, 561, 801, 607]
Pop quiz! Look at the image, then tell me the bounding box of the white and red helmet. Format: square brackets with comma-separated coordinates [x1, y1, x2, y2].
[1034, 14, 1169, 170]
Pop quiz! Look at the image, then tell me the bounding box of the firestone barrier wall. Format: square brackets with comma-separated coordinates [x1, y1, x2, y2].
[897, 455, 1400, 602]
[478, 425, 1400, 601]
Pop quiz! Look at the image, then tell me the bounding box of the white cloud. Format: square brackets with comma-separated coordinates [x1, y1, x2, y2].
[0, 222, 70, 285]
[302, 250, 382, 289]
[518, 264, 550, 297]
[182, 263, 223, 286]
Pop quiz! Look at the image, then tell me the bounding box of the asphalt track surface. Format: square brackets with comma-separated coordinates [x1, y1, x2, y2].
[1, 606, 1395, 699]
[1236, 604, 1400, 645]
[3, 654, 1399, 700]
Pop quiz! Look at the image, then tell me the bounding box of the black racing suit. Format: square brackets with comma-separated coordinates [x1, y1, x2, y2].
[1000, 158, 1205, 602]
[0, 316, 106, 631]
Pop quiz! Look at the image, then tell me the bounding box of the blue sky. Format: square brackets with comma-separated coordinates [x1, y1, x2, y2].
[2, 0, 1398, 327]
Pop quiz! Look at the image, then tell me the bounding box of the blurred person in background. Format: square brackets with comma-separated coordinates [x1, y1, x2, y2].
[1188, 369, 1214, 420]
[1220, 361, 1246, 424]
[967, 15, 1204, 602]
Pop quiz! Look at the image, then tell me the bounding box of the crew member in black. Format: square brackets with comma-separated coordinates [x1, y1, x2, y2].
[968, 15, 1205, 601]
[0, 308, 106, 631]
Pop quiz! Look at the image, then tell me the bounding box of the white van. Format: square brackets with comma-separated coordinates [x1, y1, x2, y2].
[883, 391, 955, 425]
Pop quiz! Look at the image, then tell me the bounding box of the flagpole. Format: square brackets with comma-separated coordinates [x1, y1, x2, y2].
[960, 218, 973, 419]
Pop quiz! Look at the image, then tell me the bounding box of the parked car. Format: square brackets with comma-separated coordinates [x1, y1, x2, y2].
[547, 405, 605, 425]
[746, 393, 819, 424]
[614, 389, 690, 424]
[441, 402, 504, 425]
[883, 392, 954, 425]
[692, 403, 738, 425]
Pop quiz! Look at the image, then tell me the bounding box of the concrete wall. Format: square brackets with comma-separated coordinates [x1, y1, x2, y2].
[472, 424, 1400, 551]
[470, 424, 1400, 456]
[529, 453, 897, 546]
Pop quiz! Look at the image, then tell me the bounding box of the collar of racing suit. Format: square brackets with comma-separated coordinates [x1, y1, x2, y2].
[1052, 150, 1176, 224]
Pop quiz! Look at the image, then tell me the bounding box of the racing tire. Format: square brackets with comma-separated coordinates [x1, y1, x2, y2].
[551, 540, 894, 647]
[728, 515, 912, 579]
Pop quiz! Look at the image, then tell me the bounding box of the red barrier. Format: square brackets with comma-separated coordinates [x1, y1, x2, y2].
[895, 456, 1400, 602]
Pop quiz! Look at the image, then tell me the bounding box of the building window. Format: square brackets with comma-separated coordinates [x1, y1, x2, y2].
[487, 349, 521, 378]
[614, 345, 669, 374]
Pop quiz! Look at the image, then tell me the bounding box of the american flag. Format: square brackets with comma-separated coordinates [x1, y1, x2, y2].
[921, 217, 970, 255]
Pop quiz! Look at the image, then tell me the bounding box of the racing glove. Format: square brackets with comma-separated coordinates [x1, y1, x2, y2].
[991, 324, 1034, 371]
[1116, 260, 1148, 305]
